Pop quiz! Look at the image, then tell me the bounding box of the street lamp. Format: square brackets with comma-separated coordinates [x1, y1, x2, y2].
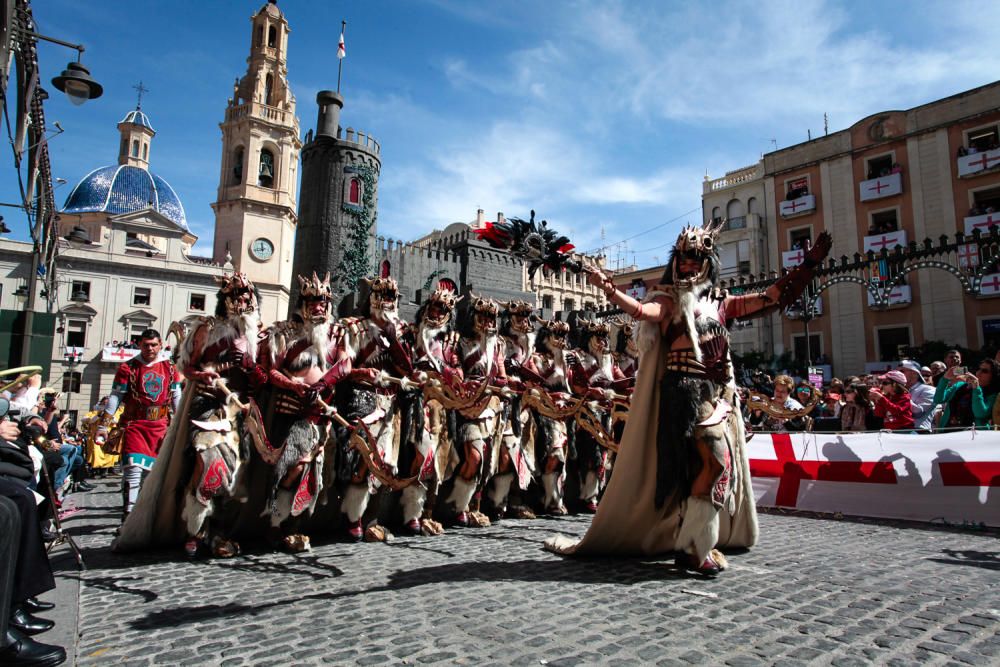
[51, 60, 103, 106]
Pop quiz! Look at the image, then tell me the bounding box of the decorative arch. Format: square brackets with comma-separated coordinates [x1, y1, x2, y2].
[888, 261, 974, 294]
[268, 25, 277, 48]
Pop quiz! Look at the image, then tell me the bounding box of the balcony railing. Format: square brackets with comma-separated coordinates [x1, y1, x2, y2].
[779, 194, 816, 218]
[859, 171, 902, 201]
[957, 148, 1000, 178]
[863, 229, 907, 253]
[963, 212, 1000, 236]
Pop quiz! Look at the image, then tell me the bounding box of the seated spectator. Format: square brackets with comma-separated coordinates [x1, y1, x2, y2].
[869, 371, 914, 430]
[898, 360, 936, 431]
[840, 384, 871, 431]
[935, 359, 1000, 428]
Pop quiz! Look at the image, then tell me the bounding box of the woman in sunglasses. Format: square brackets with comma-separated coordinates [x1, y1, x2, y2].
[868, 371, 914, 431]
[933, 358, 1000, 428]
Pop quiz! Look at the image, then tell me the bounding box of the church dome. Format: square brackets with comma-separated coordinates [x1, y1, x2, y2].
[119, 108, 154, 131]
[62, 164, 188, 231]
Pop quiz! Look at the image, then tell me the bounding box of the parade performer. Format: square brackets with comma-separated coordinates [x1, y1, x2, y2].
[570, 318, 628, 512]
[258, 272, 348, 552]
[610, 317, 639, 381]
[487, 300, 538, 520]
[98, 329, 181, 522]
[546, 223, 831, 576]
[446, 295, 508, 527]
[175, 273, 268, 558]
[332, 275, 410, 541]
[82, 397, 120, 474]
[522, 318, 578, 515]
[398, 287, 463, 535]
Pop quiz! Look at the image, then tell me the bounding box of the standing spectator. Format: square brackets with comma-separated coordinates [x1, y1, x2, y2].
[898, 360, 936, 431]
[936, 359, 1000, 428]
[869, 371, 914, 430]
[840, 384, 871, 431]
[944, 350, 962, 370]
[928, 361, 947, 387]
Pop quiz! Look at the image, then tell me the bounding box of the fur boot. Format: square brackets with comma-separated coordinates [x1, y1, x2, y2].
[579, 470, 600, 502]
[675, 496, 720, 564]
[401, 484, 426, 524]
[268, 488, 294, 528]
[447, 476, 477, 514]
[182, 493, 212, 538]
[542, 471, 565, 513]
[341, 483, 371, 523]
[487, 473, 514, 516]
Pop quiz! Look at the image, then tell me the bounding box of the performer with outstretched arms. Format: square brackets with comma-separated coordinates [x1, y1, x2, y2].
[546, 222, 831, 576]
[99, 329, 181, 523]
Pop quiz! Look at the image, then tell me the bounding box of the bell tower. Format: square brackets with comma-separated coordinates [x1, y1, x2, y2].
[212, 0, 301, 324]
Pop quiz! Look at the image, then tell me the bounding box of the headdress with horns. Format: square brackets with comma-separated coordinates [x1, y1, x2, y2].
[214, 272, 258, 317]
[416, 287, 463, 327]
[662, 219, 725, 289]
[297, 272, 333, 301]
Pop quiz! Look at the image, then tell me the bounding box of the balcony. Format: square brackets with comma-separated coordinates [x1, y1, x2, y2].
[867, 284, 912, 308]
[859, 172, 902, 202]
[957, 148, 1000, 178]
[863, 229, 907, 253]
[963, 212, 1000, 236]
[779, 194, 816, 218]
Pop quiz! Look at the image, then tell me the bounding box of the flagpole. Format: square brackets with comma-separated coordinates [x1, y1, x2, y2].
[337, 20, 347, 93]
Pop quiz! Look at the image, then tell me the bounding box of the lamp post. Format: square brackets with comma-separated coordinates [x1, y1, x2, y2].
[63, 347, 82, 413]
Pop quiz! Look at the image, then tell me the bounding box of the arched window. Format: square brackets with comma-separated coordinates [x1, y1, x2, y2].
[258, 149, 274, 188]
[348, 177, 361, 205]
[264, 74, 274, 106]
[267, 26, 277, 48]
[711, 206, 722, 223]
[255, 25, 264, 47]
[131, 140, 139, 157]
[232, 147, 244, 184]
[748, 197, 761, 216]
[380, 260, 391, 277]
[726, 198, 745, 220]
[142, 143, 148, 160]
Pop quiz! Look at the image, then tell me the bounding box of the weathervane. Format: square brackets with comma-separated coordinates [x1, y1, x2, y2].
[132, 81, 149, 110]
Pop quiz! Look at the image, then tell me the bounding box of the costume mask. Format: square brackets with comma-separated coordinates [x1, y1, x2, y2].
[216, 272, 258, 317]
[296, 272, 333, 323]
[504, 300, 534, 334]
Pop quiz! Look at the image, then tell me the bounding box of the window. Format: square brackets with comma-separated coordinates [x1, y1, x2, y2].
[711, 206, 722, 224]
[232, 147, 244, 185]
[70, 280, 90, 302]
[876, 326, 911, 362]
[866, 154, 894, 179]
[748, 197, 761, 216]
[142, 143, 148, 161]
[65, 320, 87, 348]
[258, 149, 275, 188]
[869, 209, 899, 234]
[542, 295, 553, 310]
[792, 334, 822, 363]
[786, 176, 809, 199]
[726, 199, 745, 220]
[129, 324, 148, 346]
[189, 294, 206, 312]
[62, 371, 82, 394]
[255, 25, 264, 47]
[967, 125, 999, 153]
[971, 184, 1000, 215]
[564, 298, 575, 311]
[131, 140, 139, 158]
[133, 287, 151, 307]
[348, 177, 361, 205]
[264, 74, 274, 106]
[268, 26, 277, 48]
[790, 227, 812, 250]
[584, 302, 595, 311]
[738, 260, 751, 275]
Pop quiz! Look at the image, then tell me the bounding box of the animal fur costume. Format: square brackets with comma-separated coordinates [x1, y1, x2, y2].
[546, 223, 831, 575]
[332, 275, 412, 539]
[112, 274, 268, 554]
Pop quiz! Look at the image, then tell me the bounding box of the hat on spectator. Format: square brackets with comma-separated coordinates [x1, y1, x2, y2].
[897, 359, 922, 374]
[879, 370, 908, 388]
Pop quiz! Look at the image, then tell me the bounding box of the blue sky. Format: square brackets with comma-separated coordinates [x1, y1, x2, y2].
[6, 0, 1000, 269]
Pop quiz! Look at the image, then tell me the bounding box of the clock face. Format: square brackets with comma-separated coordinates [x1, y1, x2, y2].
[251, 238, 274, 260]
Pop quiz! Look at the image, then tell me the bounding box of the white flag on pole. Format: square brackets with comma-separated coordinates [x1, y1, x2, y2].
[337, 32, 346, 59]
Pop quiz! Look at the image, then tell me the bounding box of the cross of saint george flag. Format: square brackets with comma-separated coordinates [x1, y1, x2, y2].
[337, 31, 345, 59]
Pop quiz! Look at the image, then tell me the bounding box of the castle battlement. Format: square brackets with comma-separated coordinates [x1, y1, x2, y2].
[340, 127, 380, 155]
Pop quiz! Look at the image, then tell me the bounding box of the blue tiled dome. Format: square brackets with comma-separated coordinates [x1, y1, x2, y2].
[62, 165, 188, 231]
[120, 109, 154, 131]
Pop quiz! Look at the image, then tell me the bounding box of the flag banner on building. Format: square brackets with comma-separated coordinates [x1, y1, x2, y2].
[862, 229, 906, 253]
[749, 430, 1000, 527]
[980, 273, 1000, 296]
[963, 212, 1000, 236]
[958, 243, 980, 268]
[781, 248, 805, 268]
[859, 172, 903, 201]
[866, 284, 911, 306]
[337, 32, 346, 59]
[957, 148, 1000, 177]
[100, 347, 172, 363]
[870, 258, 890, 282]
[779, 194, 816, 217]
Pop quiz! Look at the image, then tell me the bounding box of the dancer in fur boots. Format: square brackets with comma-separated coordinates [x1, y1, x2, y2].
[397, 287, 464, 536]
[446, 295, 509, 527]
[176, 273, 269, 558]
[331, 275, 411, 541]
[546, 222, 831, 577]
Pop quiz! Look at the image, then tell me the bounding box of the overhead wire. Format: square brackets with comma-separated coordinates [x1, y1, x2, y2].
[583, 205, 700, 255]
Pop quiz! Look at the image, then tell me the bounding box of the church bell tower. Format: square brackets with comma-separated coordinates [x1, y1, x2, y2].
[212, 0, 301, 324]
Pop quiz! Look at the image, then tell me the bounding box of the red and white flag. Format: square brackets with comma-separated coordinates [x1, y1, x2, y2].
[337, 32, 346, 59]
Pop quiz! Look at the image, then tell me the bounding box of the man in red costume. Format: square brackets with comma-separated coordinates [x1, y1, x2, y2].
[99, 329, 181, 522]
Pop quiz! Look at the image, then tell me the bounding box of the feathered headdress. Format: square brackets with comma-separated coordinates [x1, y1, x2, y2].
[474, 210, 579, 278]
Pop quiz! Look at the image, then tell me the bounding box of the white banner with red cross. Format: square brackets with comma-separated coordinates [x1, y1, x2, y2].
[749, 430, 1000, 526]
[957, 148, 1000, 177]
[862, 229, 907, 253]
[781, 248, 805, 268]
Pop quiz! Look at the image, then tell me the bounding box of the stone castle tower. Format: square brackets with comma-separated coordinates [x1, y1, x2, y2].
[212, 0, 301, 324]
[290, 90, 381, 313]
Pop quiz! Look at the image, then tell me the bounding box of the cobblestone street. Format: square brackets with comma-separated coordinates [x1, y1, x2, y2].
[44, 480, 1000, 666]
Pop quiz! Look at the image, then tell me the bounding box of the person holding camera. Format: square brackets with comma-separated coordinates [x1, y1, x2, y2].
[97, 329, 181, 522]
[0, 399, 67, 665]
